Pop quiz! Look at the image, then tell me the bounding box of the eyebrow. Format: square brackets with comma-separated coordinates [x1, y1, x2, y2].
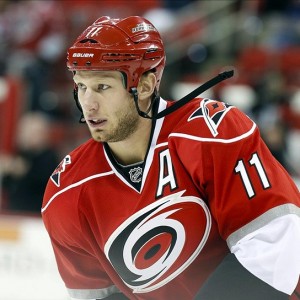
[73, 71, 120, 80]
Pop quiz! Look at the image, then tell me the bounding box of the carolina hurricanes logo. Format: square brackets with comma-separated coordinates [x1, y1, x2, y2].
[188, 98, 232, 137]
[104, 191, 211, 293]
[50, 155, 71, 187]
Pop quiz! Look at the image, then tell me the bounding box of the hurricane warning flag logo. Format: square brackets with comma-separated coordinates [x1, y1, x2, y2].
[50, 155, 71, 187]
[188, 98, 232, 137]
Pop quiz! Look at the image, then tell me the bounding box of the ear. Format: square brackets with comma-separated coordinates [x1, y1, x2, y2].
[137, 72, 157, 100]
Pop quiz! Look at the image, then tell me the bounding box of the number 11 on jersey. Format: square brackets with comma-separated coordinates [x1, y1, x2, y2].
[234, 152, 271, 199]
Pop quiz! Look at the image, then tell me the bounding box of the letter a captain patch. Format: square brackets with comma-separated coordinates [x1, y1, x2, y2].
[188, 98, 232, 137]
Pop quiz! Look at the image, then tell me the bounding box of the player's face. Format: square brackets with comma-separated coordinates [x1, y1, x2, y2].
[73, 70, 140, 143]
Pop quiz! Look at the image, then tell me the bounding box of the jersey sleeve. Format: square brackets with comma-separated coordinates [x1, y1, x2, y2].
[169, 99, 300, 240]
[168, 99, 300, 293]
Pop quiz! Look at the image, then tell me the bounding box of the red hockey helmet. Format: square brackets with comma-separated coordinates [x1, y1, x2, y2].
[67, 16, 166, 91]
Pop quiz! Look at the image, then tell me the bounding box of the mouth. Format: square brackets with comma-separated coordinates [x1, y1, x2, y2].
[88, 118, 107, 128]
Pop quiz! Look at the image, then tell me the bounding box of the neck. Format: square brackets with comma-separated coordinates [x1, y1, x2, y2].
[107, 118, 152, 165]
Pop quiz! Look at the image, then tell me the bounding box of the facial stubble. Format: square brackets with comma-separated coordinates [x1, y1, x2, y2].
[91, 99, 140, 143]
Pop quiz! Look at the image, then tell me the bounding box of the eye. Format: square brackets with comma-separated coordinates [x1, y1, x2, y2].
[98, 84, 109, 91]
[77, 83, 86, 90]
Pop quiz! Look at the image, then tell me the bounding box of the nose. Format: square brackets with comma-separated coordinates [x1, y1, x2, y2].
[79, 90, 99, 112]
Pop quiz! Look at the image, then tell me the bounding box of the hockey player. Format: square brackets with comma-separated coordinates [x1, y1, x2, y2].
[42, 16, 300, 300]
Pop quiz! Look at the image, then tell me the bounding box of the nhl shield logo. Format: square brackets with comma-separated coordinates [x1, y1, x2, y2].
[129, 167, 143, 183]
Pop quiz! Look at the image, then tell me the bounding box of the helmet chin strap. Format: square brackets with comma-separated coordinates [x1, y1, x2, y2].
[130, 87, 159, 119]
[74, 70, 234, 123]
[73, 87, 86, 123]
[130, 70, 234, 120]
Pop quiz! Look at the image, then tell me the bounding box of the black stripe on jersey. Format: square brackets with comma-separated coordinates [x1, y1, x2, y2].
[103, 143, 145, 191]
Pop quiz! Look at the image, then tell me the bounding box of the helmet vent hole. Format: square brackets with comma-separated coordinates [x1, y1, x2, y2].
[80, 39, 98, 44]
[103, 53, 140, 62]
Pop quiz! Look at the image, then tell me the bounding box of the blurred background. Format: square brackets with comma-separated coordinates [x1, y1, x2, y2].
[0, 0, 299, 299]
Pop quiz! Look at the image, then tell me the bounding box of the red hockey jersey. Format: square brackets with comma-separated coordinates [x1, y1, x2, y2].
[42, 98, 300, 300]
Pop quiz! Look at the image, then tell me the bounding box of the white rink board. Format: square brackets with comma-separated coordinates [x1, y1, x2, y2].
[0, 215, 69, 300]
